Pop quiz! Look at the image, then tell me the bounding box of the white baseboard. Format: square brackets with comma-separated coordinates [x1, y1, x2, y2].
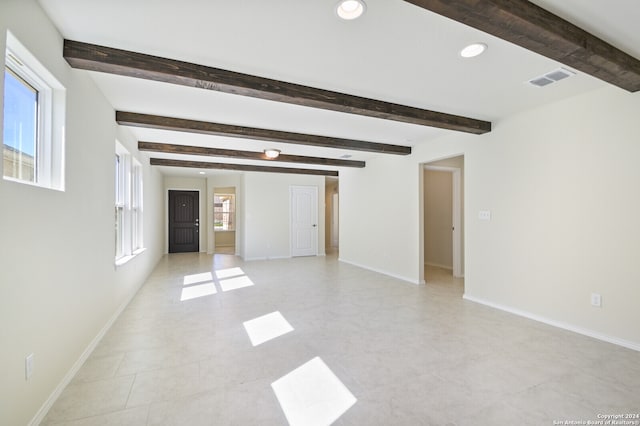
[244, 254, 327, 261]
[243, 255, 291, 261]
[462, 294, 640, 352]
[28, 264, 155, 425]
[424, 261, 453, 271]
[339, 258, 424, 285]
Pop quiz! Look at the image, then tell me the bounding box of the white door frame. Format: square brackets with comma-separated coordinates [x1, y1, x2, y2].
[424, 165, 463, 278]
[331, 192, 339, 247]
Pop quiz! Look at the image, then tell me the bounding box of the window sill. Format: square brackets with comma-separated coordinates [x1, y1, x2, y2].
[115, 247, 146, 267]
[3, 175, 65, 192]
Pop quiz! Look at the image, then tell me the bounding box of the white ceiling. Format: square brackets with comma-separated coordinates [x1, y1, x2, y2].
[37, 0, 640, 177]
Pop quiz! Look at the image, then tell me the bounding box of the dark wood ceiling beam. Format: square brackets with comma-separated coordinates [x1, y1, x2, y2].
[403, 0, 640, 92]
[150, 158, 338, 177]
[64, 39, 491, 134]
[139, 141, 365, 168]
[118, 111, 411, 155]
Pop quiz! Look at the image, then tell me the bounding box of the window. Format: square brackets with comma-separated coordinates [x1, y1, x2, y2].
[115, 153, 124, 259]
[3, 68, 37, 182]
[115, 141, 143, 264]
[2, 31, 65, 189]
[131, 162, 143, 251]
[214, 193, 235, 231]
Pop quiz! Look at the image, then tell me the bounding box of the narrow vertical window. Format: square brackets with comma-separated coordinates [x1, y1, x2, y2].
[131, 161, 143, 251]
[115, 154, 124, 259]
[115, 142, 144, 264]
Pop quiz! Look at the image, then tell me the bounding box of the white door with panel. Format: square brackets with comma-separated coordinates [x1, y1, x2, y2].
[290, 185, 318, 257]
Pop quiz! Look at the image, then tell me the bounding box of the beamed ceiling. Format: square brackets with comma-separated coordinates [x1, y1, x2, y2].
[39, 0, 640, 177]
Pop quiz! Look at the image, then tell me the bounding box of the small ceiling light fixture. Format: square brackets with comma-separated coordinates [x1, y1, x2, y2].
[199, 171, 206, 175]
[460, 42, 487, 58]
[264, 149, 281, 159]
[336, 0, 366, 20]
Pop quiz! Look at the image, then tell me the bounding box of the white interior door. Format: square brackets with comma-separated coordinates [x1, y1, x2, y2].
[291, 186, 318, 257]
[424, 165, 463, 278]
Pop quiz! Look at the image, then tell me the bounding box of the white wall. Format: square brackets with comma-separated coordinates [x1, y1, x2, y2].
[461, 87, 640, 348]
[340, 154, 421, 283]
[164, 176, 208, 253]
[0, 1, 164, 424]
[340, 86, 640, 348]
[242, 172, 325, 260]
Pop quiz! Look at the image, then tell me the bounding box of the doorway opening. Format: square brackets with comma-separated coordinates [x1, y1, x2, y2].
[422, 156, 465, 290]
[213, 187, 236, 254]
[325, 177, 339, 256]
[168, 190, 200, 253]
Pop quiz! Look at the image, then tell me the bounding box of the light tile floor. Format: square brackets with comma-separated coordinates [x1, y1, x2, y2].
[42, 253, 640, 425]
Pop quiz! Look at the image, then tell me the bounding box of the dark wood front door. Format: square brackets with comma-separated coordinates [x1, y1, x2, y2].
[169, 190, 199, 253]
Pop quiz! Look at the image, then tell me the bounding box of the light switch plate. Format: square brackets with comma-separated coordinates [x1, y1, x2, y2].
[478, 210, 491, 221]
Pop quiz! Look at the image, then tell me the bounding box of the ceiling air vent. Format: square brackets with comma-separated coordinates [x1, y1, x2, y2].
[528, 67, 575, 88]
[530, 77, 554, 87]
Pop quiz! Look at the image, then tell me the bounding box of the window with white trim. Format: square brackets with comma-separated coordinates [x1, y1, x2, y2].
[115, 152, 125, 259]
[2, 31, 65, 190]
[214, 193, 235, 231]
[131, 161, 143, 251]
[115, 141, 143, 264]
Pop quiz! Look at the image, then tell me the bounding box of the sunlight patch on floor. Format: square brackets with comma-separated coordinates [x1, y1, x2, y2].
[183, 272, 214, 286]
[215, 267, 245, 279]
[220, 275, 255, 292]
[272, 357, 356, 426]
[243, 311, 294, 346]
[180, 283, 217, 301]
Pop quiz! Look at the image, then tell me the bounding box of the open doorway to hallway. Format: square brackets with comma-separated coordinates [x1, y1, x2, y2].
[422, 155, 464, 289]
[325, 177, 339, 256]
[213, 187, 236, 255]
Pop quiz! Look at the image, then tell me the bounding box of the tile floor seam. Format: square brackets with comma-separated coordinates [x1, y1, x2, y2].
[124, 372, 139, 409]
[44, 400, 138, 425]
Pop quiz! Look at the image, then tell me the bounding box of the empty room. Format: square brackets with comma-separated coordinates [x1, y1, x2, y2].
[1, 0, 639, 425]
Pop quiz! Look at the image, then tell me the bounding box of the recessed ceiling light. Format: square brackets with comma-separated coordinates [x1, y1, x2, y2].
[264, 149, 281, 159]
[460, 43, 487, 58]
[199, 171, 205, 175]
[336, 0, 366, 20]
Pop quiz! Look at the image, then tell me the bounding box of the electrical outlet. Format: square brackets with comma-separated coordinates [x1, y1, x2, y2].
[25, 353, 34, 380]
[591, 293, 602, 307]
